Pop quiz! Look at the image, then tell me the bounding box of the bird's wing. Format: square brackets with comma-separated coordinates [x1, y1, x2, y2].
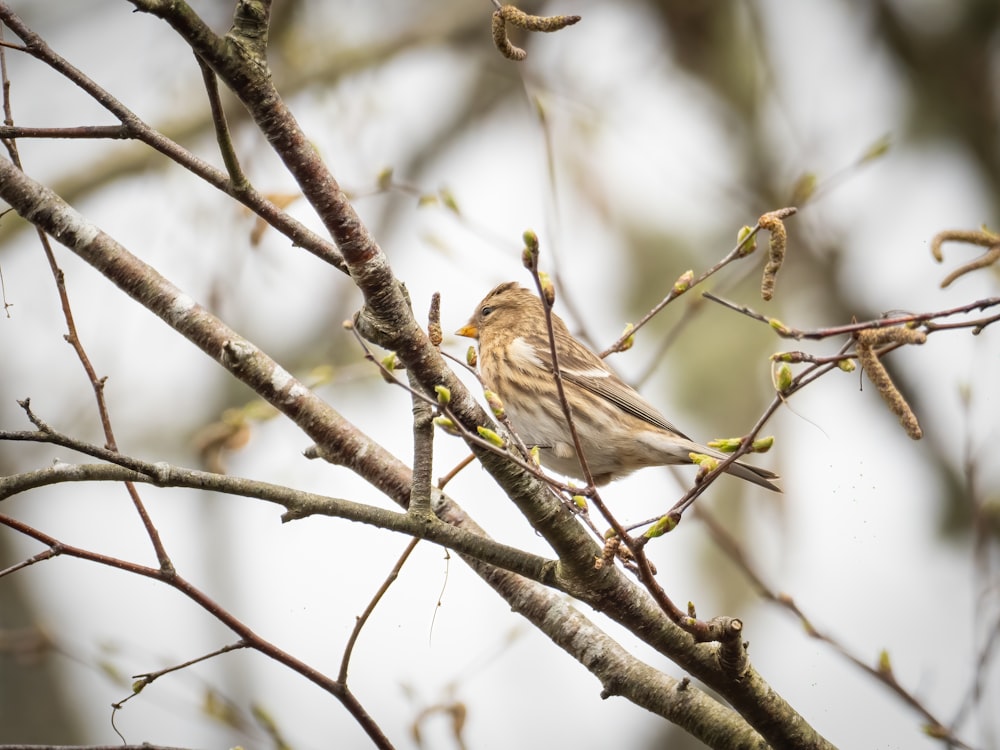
[524, 332, 692, 440]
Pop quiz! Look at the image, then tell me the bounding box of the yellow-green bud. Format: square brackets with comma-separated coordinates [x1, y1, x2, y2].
[673, 270, 694, 294]
[689, 453, 719, 472]
[775, 363, 793, 393]
[837, 357, 856, 373]
[466, 346, 478, 368]
[736, 226, 757, 256]
[529, 445, 541, 466]
[434, 384, 451, 405]
[644, 514, 678, 538]
[522, 230, 540, 269]
[751, 436, 774, 453]
[769, 318, 792, 336]
[618, 322, 635, 352]
[484, 389, 505, 419]
[476, 426, 505, 447]
[877, 649, 892, 675]
[433, 417, 460, 436]
[538, 271, 556, 307]
[375, 166, 393, 191]
[707, 437, 742, 453]
[572, 495, 588, 510]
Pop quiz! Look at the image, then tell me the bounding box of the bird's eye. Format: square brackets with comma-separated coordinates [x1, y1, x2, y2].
[480, 305, 494, 318]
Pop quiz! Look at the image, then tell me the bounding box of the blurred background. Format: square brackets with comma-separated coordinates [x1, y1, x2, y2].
[1, 0, 998, 747]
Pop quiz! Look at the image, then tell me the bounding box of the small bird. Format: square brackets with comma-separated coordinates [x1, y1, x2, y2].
[456, 282, 780, 491]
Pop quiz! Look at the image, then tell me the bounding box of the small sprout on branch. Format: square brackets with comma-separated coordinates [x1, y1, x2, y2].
[706, 437, 742, 453]
[440, 187, 461, 215]
[529, 445, 541, 467]
[877, 648, 893, 677]
[538, 271, 556, 307]
[644, 514, 678, 538]
[476, 425, 505, 447]
[768, 318, 792, 336]
[673, 269, 694, 294]
[491, 4, 581, 62]
[434, 384, 451, 406]
[837, 357, 857, 373]
[773, 362, 793, 393]
[855, 326, 927, 440]
[736, 225, 757, 257]
[758, 209, 792, 301]
[484, 389, 506, 419]
[522, 229, 540, 269]
[375, 166, 393, 191]
[930, 227, 1000, 288]
[690, 452, 719, 483]
[466, 345, 478, 368]
[618, 322, 635, 353]
[572, 494, 588, 510]
[381, 353, 401, 372]
[751, 436, 774, 453]
[433, 416, 461, 436]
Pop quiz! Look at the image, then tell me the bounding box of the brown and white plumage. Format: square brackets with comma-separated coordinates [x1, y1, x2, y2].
[456, 282, 780, 491]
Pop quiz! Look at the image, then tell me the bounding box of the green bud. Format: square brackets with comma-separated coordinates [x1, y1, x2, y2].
[673, 270, 694, 294]
[522, 229, 539, 252]
[751, 436, 774, 453]
[476, 426, 505, 447]
[775, 363, 793, 393]
[538, 271, 556, 306]
[644, 514, 677, 538]
[689, 452, 719, 472]
[521, 230, 540, 269]
[837, 357, 856, 373]
[706, 437, 742, 453]
[375, 166, 393, 191]
[381, 353, 398, 372]
[434, 384, 451, 405]
[736, 226, 757, 256]
[433, 417, 460, 436]
[877, 648, 892, 675]
[618, 322, 635, 352]
[484, 389, 505, 419]
[572, 494, 588, 510]
[529, 445, 541, 466]
[768, 318, 791, 336]
[771, 351, 794, 362]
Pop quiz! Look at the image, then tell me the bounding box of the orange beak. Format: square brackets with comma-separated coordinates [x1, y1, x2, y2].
[455, 324, 478, 339]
